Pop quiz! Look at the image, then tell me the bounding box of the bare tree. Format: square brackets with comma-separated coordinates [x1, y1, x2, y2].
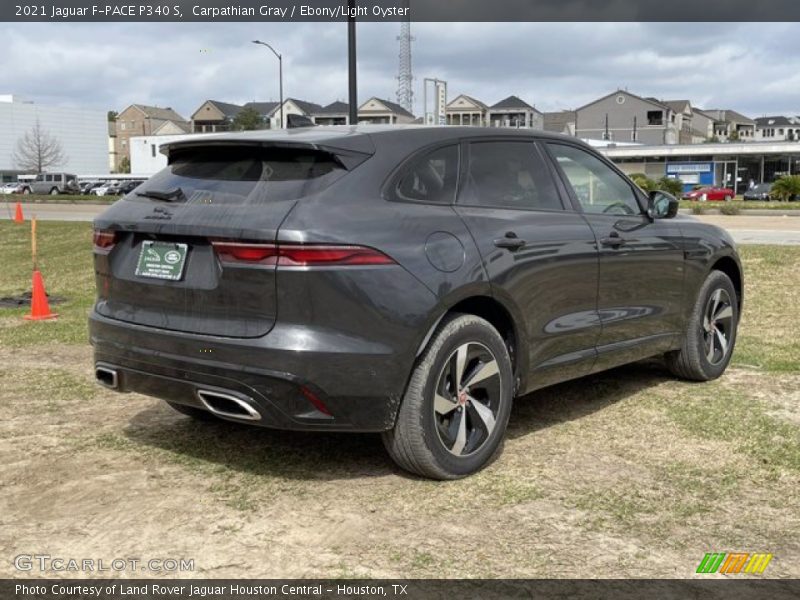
[12, 120, 66, 173]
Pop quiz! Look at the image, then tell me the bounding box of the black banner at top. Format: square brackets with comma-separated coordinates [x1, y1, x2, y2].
[5, 0, 800, 22]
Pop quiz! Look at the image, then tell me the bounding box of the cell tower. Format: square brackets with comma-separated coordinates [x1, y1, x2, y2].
[396, 6, 414, 114]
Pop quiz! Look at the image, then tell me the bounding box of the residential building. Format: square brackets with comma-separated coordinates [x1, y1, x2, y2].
[575, 90, 680, 145]
[114, 104, 189, 170]
[755, 116, 800, 142]
[445, 95, 488, 126]
[357, 97, 415, 124]
[0, 94, 108, 180]
[191, 100, 245, 133]
[543, 110, 577, 136]
[270, 98, 324, 128]
[702, 109, 756, 142]
[661, 100, 713, 144]
[487, 96, 543, 129]
[313, 101, 350, 126]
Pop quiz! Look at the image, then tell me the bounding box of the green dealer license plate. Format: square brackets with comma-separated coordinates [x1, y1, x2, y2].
[135, 241, 188, 281]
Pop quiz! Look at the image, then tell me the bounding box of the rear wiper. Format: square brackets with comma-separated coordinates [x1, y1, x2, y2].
[135, 188, 186, 202]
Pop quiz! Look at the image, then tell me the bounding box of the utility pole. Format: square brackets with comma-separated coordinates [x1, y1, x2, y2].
[347, 0, 358, 125]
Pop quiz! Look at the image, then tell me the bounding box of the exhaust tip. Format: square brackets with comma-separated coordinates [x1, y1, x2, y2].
[197, 390, 261, 421]
[95, 366, 118, 389]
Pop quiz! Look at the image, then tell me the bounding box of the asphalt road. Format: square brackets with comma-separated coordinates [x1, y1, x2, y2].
[6, 202, 800, 245]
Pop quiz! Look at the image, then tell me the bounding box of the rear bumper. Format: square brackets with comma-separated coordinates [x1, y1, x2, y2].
[89, 310, 418, 432]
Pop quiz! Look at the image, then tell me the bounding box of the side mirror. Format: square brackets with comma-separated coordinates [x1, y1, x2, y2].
[648, 190, 679, 219]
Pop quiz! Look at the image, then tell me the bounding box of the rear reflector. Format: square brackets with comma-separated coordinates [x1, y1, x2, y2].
[211, 241, 394, 267]
[301, 386, 333, 416]
[93, 230, 117, 253]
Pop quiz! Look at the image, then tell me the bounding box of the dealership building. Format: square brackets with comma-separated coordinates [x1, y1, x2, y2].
[601, 141, 800, 193]
[0, 94, 108, 181]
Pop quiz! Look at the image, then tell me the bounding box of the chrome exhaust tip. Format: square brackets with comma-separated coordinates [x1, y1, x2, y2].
[196, 389, 262, 421]
[95, 366, 118, 389]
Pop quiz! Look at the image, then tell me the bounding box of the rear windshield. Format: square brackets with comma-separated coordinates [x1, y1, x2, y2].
[129, 146, 348, 205]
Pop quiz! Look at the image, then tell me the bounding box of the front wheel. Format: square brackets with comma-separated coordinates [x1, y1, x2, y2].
[382, 314, 514, 480]
[49, 187, 59, 196]
[665, 270, 739, 381]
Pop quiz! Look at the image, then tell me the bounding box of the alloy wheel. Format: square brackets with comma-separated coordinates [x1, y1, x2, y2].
[433, 342, 503, 457]
[703, 288, 734, 365]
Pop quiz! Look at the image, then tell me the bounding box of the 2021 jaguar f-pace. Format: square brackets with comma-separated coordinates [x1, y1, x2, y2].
[90, 126, 742, 479]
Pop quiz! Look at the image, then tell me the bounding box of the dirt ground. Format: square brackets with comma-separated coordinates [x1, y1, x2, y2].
[1, 343, 798, 579]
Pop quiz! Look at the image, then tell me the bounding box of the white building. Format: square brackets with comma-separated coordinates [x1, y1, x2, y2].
[129, 133, 194, 175]
[0, 95, 109, 179]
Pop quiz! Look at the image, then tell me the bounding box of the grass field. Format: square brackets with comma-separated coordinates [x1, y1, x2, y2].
[0, 221, 798, 578]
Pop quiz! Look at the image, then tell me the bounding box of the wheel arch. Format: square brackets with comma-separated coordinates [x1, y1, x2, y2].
[711, 255, 743, 310]
[415, 294, 527, 395]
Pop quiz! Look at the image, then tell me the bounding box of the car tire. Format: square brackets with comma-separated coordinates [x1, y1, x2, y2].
[724, 195, 732, 201]
[701, 193, 707, 202]
[165, 401, 218, 421]
[665, 270, 739, 382]
[22, 187, 30, 195]
[49, 188, 58, 196]
[382, 313, 514, 480]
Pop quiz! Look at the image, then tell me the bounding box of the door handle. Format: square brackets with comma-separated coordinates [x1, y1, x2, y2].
[493, 232, 526, 251]
[600, 232, 626, 248]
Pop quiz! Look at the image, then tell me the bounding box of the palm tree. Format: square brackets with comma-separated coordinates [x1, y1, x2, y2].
[770, 175, 800, 202]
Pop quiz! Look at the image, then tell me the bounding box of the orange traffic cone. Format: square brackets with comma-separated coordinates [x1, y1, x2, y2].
[13, 202, 24, 224]
[23, 270, 58, 321]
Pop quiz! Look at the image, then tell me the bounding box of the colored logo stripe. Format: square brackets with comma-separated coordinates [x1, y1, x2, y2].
[697, 553, 773, 574]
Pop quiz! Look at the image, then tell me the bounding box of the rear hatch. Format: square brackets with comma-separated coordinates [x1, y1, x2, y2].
[93, 139, 372, 337]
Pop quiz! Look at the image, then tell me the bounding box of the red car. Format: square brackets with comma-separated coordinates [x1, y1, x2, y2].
[682, 186, 735, 202]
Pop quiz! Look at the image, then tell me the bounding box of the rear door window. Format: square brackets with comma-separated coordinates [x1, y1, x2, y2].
[132, 146, 351, 205]
[459, 141, 563, 211]
[392, 145, 459, 204]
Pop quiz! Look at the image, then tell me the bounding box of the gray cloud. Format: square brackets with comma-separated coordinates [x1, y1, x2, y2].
[1, 22, 798, 119]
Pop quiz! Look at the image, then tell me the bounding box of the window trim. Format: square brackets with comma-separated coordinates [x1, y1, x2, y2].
[454, 137, 570, 213]
[541, 140, 647, 217]
[383, 142, 461, 206]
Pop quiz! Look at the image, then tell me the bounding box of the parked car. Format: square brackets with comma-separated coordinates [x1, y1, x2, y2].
[682, 186, 735, 202]
[30, 172, 80, 195]
[91, 182, 119, 196]
[83, 181, 106, 195]
[116, 180, 144, 195]
[0, 182, 25, 194]
[743, 183, 773, 201]
[90, 127, 743, 479]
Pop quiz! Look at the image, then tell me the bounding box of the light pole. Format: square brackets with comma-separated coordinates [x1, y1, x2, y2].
[252, 40, 283, 129]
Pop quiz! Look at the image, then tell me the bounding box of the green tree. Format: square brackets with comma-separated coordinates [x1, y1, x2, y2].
[107, 110, 118, 122]
[728, 130, 740, 142]
[771, 175, 800, 202]
[117, 156, 131, 174]
[629, 173, 656, 193]
[232, 107, 265, 131]
[656, 176, 684, 197]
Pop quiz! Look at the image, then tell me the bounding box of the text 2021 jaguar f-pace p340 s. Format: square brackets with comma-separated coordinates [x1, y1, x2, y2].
[90, 126, 742, 479]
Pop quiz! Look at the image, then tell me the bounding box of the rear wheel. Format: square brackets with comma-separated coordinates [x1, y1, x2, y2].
[49, 187, 59, 196]
[665, 271, 738, 381]
[166, 401, 217, 421]
[383, 314, 513, 480]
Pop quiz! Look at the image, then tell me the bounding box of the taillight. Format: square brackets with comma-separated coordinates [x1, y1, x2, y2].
[276, 245, 395, 266]
[93, 230, 117, 253]
[210, 242, 278, 265]
[211, 241, 394, 267]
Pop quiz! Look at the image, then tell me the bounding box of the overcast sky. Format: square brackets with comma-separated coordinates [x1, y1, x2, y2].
[2, 22, 799, 119]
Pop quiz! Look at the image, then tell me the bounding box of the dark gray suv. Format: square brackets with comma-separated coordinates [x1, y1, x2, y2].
[90, 126, 743, 479]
